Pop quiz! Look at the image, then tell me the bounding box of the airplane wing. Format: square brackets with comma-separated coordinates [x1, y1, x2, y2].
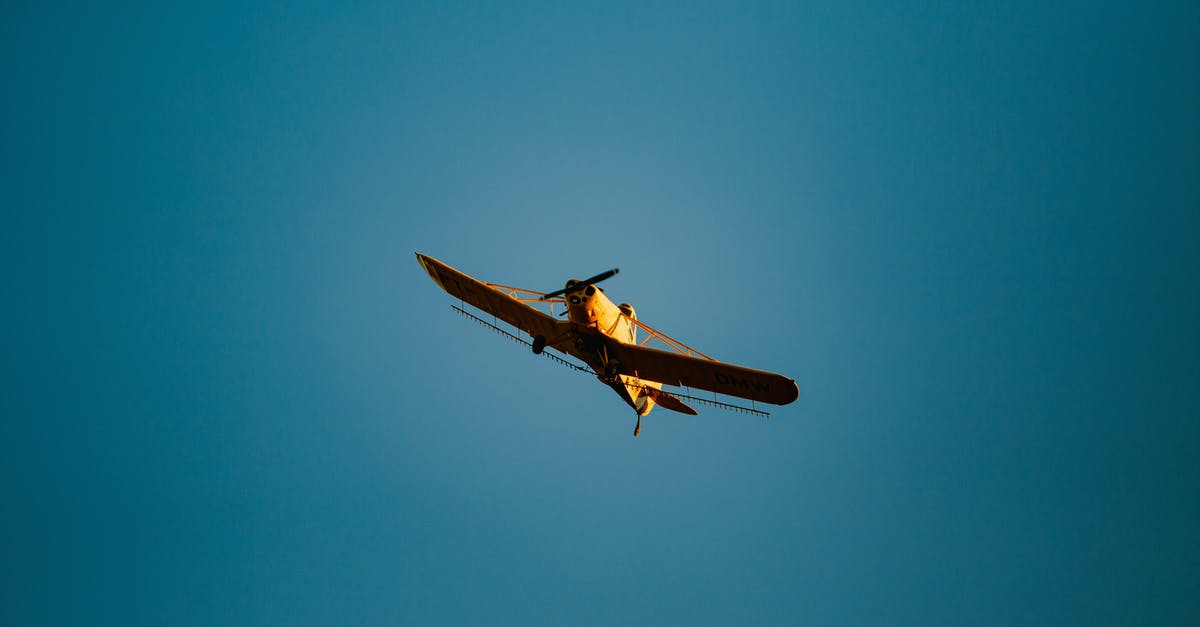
[416, 253, 569, 350]
[604, 340, 799, 405]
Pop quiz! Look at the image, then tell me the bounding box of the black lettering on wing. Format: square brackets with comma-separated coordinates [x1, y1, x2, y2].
[714, 371, 770, 394]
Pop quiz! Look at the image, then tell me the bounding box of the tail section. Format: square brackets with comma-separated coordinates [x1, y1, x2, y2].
[642, 386, 698, 415]
[615, 374, 698, 416]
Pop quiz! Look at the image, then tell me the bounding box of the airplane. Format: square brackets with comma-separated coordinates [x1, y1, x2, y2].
[415, 253, 798, 436]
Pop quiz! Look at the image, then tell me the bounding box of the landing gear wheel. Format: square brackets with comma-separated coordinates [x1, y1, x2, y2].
[532, 335, 546, 354]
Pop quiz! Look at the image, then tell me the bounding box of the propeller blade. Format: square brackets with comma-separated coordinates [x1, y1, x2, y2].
[540, 267, 620, 300]
[579, 267, 619, 286]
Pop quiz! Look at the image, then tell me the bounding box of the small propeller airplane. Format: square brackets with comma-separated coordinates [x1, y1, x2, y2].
[416, 253, 798, 436]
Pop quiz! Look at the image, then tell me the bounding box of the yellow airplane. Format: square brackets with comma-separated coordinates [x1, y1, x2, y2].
[416, 253, 798, 436]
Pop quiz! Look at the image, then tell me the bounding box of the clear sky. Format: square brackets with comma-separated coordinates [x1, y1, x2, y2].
[5, 2, 1198, 625]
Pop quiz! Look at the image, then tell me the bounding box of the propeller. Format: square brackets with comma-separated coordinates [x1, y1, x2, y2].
[540, 267, 619, 300]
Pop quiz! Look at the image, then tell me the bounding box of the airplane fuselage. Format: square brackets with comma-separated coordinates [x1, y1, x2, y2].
[559, 279, 662, 421]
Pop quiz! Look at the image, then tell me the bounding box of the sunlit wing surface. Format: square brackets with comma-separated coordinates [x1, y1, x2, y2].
[416, 253, 570, 351]
[604, 341, 799, 405]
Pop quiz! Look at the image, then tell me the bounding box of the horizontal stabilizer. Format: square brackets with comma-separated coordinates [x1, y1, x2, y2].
[644, 387, 698, 415]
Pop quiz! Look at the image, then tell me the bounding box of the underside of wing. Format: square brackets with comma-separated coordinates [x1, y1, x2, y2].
[605, 340, 799, 406]
[416, 253, 569, 351]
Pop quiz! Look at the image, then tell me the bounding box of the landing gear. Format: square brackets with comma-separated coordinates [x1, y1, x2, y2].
[603, 360, 620, 382]
[532, 335, 546, 354]
[634, 413, 641, 437]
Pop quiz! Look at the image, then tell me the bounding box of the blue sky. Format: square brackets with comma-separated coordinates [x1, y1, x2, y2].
[5, 2, 1198, 625]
